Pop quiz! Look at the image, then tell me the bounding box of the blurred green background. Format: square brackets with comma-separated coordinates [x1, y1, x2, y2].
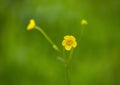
[0, 0, 120, 85]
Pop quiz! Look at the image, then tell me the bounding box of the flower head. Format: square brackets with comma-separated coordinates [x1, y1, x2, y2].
[62, 35, 77, 51]
[81, 19, 88, 26]
[27, 19, 36, 30]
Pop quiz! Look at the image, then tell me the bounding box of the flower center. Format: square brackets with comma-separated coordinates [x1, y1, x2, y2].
[66, 40, 73, 46]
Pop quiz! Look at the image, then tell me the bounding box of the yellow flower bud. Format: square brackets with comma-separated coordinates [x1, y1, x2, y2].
[27, 19, 36, 30]
[81, 19, 88, 26]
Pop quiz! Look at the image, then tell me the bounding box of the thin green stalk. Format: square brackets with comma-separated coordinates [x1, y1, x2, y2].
[64, 49, 74, 85]
[35, 26, 60, 52]
[65, 64, 71, 85]
[68, 49, 74, 62]
[78, 26, 85, 42]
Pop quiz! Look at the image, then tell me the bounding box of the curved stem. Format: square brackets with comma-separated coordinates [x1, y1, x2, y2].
[35, 26, 61, 52]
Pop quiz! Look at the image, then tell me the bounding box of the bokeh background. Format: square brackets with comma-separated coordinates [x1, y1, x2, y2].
[0, 0, 120, 85]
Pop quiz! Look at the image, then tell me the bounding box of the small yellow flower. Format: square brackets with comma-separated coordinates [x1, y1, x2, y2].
[27, 19, 36, 30]
[62, 35, 77, 51]
[81, 19, 88, 25]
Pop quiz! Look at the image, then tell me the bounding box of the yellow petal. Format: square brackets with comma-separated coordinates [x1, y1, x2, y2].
[64, 35, 70, 40]
[70, 36, 76, 41]
[73, 41, 77, 48]
[62, 40, 66, 46]
[65, 46, 72, 51]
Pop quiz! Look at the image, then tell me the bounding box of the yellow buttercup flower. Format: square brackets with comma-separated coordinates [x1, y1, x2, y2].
[81, 19, 88, 25]
[27, 19, 36, 30]
[62, 35, 77, 51]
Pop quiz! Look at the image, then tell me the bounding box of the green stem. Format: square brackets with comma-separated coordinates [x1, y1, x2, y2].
[64, 49, 74, 85]
[68, 49, 74, 62]
[78, 25, 85, 42]
[35, 26, 74, 85]
[35, 26, 60, 52]
[65, 64, 71, 85]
